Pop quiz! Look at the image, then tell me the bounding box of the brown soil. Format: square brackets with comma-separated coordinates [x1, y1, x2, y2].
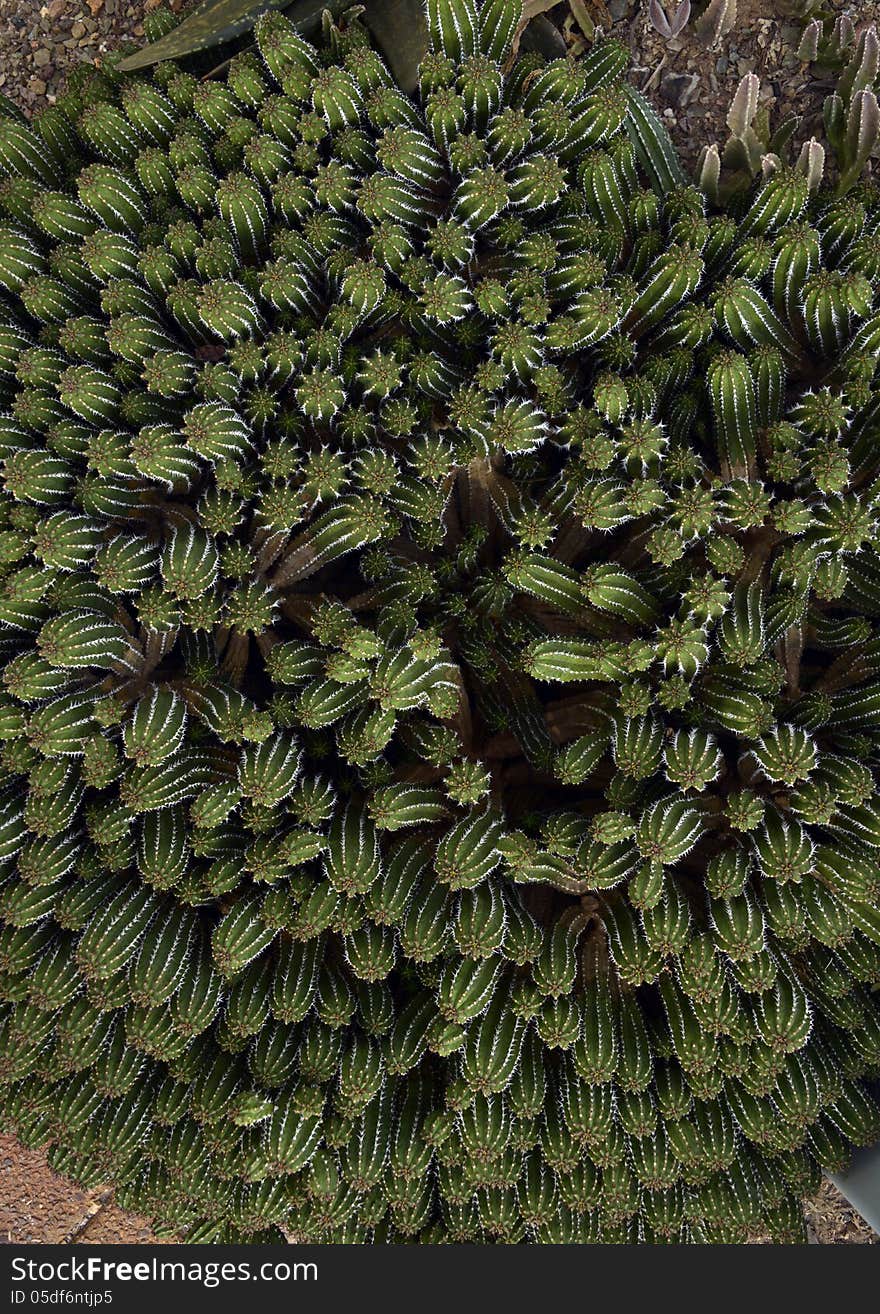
[805, 1178, 878, 1246]
[0, 1132, 168, 1244]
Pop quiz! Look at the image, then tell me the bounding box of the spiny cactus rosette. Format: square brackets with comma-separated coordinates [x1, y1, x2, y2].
[1, 0, 880, 1246]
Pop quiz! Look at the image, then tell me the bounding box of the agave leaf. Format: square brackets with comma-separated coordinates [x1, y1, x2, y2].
[519, 0, 560, 20]
[117, 0, 346, 72]
[519, 13, 567, 60]
[362, 0, 429, 93]
[0, 93, 27, 124]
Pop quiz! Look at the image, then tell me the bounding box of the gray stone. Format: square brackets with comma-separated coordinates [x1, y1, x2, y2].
[661, 71, 701, 108]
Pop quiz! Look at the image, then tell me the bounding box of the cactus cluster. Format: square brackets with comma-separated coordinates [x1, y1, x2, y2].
[2, 0, 880, 1244]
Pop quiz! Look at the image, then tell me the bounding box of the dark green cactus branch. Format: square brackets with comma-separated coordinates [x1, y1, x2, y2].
[0, 0, 879, 1246]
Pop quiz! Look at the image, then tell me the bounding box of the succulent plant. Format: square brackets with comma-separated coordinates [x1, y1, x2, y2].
[648, 0, 691, 43]
[1, 0, 880, 1245]
[702, 22, 880, 202]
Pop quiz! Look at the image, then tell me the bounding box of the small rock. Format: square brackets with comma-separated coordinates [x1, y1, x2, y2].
[608, 0, 628, 20]
[71, 20, 86, 36]
[33, 47, 52, 66]
[661, 72, 701, 109]
[29, 78, 47, 96]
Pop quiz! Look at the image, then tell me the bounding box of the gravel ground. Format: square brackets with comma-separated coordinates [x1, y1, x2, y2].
[0, 0, 173, 114]
[806, 1178, 877, 1246]
[0, 1133, 168, 1244]
[0, 0, 878, 1250]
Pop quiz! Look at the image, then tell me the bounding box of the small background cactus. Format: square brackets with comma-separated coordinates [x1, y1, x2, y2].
[0, 0, 879, 1244]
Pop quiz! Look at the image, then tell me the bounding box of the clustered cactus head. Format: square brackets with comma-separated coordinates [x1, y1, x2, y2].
[1, 0, 880, 1244]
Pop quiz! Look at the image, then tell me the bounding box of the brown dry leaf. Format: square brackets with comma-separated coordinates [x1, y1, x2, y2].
[510, 0, 560, 62]
[520, 0, 559, 19]
[587, 0, 611, 27]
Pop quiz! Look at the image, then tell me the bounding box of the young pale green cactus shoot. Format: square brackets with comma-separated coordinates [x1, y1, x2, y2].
[0, 0, 880, 1244]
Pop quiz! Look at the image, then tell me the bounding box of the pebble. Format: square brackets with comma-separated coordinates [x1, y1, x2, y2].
[661, 71, 701, 109]
[33, 47, 51, 66]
